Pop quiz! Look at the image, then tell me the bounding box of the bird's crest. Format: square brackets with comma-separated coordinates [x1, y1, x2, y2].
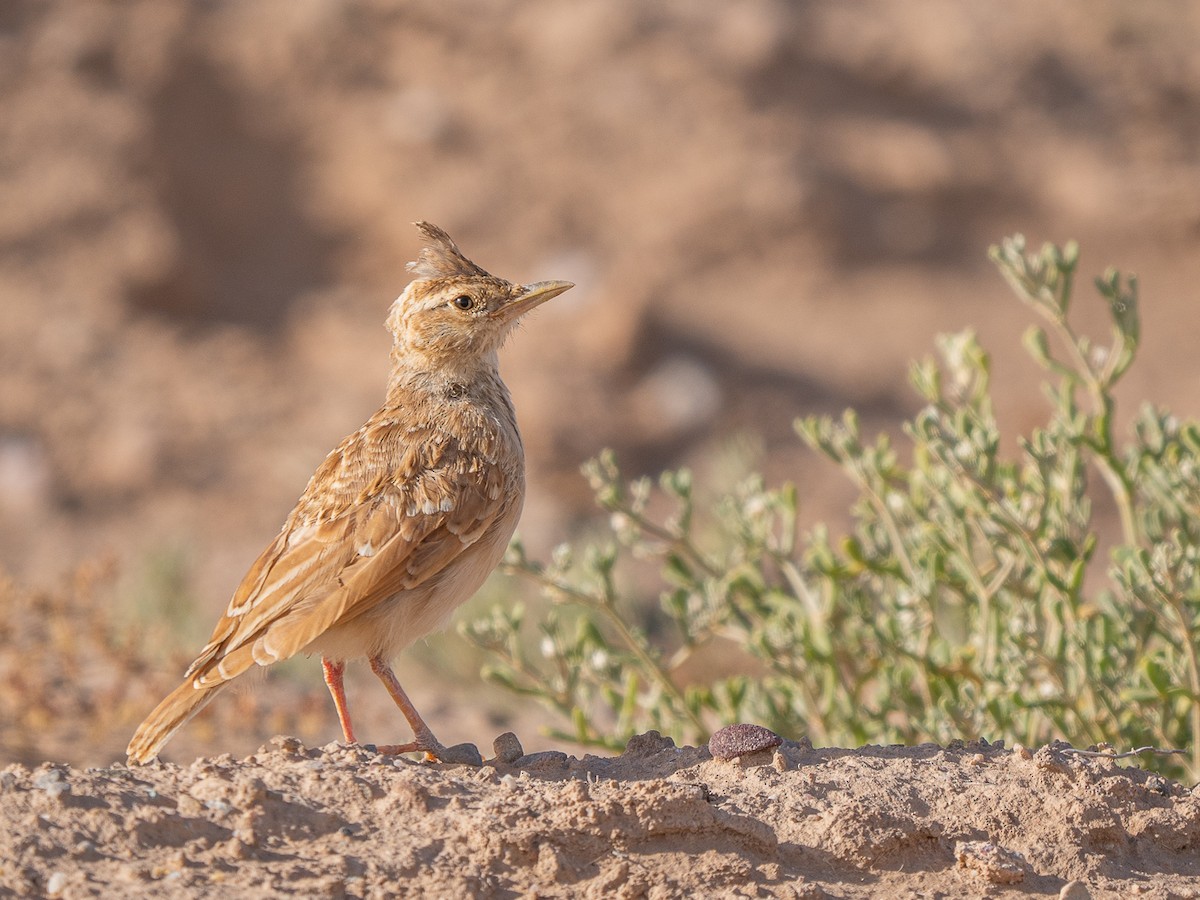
[407, 222, 493, 279]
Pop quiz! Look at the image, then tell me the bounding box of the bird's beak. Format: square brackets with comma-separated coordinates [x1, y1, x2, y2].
[500, 280, 574, 322]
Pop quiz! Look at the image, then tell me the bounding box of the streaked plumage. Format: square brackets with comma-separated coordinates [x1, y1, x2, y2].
[127, 223, 572, 764]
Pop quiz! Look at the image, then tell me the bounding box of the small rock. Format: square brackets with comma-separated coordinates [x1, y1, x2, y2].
[1060, 880, 1093, 900]
[955, 840, 1026, 884]
[1013, 743, 1033, 760]
[624, 731, 677, 756]
[438, 743, 483, 767]
[772, 750, 790, 773]
[45, 872, 67, 897]
[709, 724, 783, 761]
[493, 732, 524, 763]
[513, 750, 569, 771]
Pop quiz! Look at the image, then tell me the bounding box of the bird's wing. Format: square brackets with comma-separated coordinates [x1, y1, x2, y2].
[183, 413, 517, 688]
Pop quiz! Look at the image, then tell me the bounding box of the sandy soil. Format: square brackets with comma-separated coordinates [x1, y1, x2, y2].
[6, 1, 1200, 895]
[4, 734, 1197, 899]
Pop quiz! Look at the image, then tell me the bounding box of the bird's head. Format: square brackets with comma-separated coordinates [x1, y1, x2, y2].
[386, 222, 572, 375]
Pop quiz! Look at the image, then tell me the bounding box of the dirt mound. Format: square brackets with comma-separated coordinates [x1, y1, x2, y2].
[3, 735, 1196, 898]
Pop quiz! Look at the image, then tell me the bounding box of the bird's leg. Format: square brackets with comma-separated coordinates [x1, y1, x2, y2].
[321, 657, 357, 744]
[368, 654, 446, 757]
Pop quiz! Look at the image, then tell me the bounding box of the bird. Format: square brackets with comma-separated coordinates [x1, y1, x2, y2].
[127, 222, 572, 764]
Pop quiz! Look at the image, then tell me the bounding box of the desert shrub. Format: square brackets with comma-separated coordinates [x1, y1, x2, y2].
[463, 237, 1200, 779]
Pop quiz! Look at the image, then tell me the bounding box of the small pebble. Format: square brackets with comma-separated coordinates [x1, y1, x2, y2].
[1060, 880, 1093, 900]
[513, 750, 569, 771]
[624, 731, 677, 756]
[439, 743, 484, 767]
[493, 732, 524, 764]
[772, 750, 789, 773]
[45, 872, 67, 896]
[1013, 743, 1033, 760]
[709, 724, 783, 761]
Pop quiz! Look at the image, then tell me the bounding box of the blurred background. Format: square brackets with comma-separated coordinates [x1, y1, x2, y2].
[2, 0, 1199, 766]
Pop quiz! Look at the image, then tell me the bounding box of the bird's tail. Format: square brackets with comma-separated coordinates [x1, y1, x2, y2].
[126, 678, 226, 764]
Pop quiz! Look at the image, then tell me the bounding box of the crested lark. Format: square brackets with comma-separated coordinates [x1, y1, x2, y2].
[127, 222, 572, 764]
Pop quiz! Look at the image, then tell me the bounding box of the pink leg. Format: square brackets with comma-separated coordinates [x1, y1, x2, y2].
[368, 655, 445, 757]
[322, 657, 357, 744]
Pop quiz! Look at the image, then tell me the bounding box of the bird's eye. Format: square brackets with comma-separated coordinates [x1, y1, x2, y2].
[452, 295, 474, 310]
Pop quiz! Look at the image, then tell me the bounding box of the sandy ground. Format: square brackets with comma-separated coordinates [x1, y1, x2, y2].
[3, 734, 1198, 899]
[5, 1, 1200, 895]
